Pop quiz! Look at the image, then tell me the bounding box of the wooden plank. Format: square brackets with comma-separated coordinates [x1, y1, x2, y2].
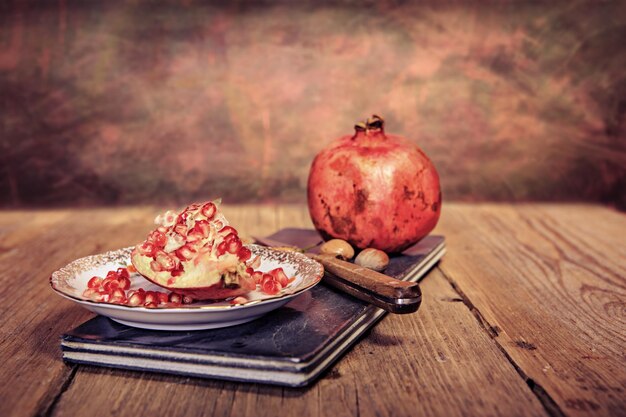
[0, 207, 157, 417]
[437, 204, 626, 417]
[48, 205, 548, 417]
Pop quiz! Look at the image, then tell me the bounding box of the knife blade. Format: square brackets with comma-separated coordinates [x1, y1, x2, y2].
[252, 235, 422, 314]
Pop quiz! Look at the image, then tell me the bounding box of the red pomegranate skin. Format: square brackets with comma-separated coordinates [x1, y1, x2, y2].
[307, 127, 441, 253]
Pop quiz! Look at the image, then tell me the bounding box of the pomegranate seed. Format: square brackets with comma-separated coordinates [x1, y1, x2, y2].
[144, 302, 158, 308]
[182, 295, 193, 304]
[186, 230, 204, 243]
[194, 220, 211, 238]
[171, 254, 181, 268]
[83, 288, 97, 299]
[108, 294, 120, 302]
[171, 266, 184, 277]
[127, 264, 137, 273]
[134, 288, 146, 295]
[162, 211, 177, 227]
[224, 232, 237, 243]
[155, 232, 167, 247]
[150, 260, 163, 272]
[116, 268, 130, 279]
[127, 291, 145, 306]
[109, 288, 127, 304]
[169, 293, 183, 304]
[87, 276, 102, 289]
[231, 296, 248, 305]
[148, 231, 167, 248]
[175, 245, 196, 261]
[227, 239, 242, 254]
[174, 224, 188, 236]
[145, 291, 158, 305]
[156, 251, 176, 271]
[269, 267, 290, 287]
[118, 276, 131, 290]
[218, 226, 237, 236]
[137, 241, 156, 257]
[246, 266, 254, 275]
[201, 202, 217, 220]
[238, 247, 252, 261]
[216, 241, 228, 257]
[106, 271, 119, 280]
[157, 292, 168, 304]
[261, 278, 282, 295]
[157, 226, 168, 233]
[103, 278, 121, 292]
[96, 290, 109, 302]
[252, 270, 264, 284]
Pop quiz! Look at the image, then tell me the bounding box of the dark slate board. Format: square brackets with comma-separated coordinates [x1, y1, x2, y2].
[64, 283, 369, 363]
[61, 230, 445, 386]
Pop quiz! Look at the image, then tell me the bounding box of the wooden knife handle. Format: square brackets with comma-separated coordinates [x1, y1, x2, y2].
[251, 235, 422, 313]
[310, 254, 421, 304]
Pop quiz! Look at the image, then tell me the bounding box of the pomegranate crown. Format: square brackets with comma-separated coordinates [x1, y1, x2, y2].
[354, 114, 385, 134]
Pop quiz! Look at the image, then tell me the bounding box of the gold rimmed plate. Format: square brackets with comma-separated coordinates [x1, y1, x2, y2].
[50, 245, 324, 331]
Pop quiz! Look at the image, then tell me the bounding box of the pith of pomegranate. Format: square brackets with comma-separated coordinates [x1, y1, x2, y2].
[131, 200, 256, 300]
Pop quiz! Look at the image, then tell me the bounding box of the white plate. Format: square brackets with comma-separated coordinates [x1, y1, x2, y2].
[50, 245, 323, 331]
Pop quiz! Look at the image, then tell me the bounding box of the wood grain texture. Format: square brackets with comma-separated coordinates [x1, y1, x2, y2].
[437, 204, 626, 417]
[45, 205, 546, 417]
[0, 205, 293, 417]
[0, 207, 160, 417]
[50, 273, 547, 417]
[1, 203, 623, 417]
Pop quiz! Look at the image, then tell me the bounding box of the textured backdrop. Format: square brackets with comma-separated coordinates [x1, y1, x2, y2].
[1, 1, 625, 208]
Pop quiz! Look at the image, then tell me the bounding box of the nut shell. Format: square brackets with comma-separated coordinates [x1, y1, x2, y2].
[354, 248, 389, 272]
[319, 239, 355, 260]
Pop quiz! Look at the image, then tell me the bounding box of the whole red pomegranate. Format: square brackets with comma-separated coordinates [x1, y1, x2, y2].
[307, 115, 441, 253]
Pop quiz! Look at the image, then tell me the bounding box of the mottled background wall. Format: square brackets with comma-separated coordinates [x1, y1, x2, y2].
[1, 0, 625, 208]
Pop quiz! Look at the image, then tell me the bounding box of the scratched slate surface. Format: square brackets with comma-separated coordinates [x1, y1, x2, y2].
[63, 283, 368, 362]
[62, 231, 441, 364]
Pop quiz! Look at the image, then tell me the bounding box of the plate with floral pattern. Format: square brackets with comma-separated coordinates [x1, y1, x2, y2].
[50, 245, 323, 330]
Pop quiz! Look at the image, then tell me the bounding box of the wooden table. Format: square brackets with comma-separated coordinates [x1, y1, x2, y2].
[1, 204, 624, 417]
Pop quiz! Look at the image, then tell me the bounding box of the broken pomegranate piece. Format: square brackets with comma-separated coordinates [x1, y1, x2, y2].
[131, 200, 256, 300]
